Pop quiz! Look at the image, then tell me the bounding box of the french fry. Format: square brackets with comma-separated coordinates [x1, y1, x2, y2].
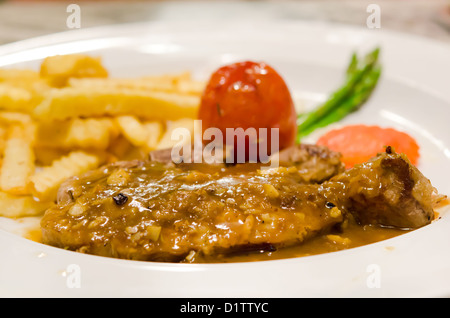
[29, 151, 101, 201]
[142, 121, 163, 151]
[69, 76, 177, 92]
[115, 116, 163, 154]
[40, 54, 108, 87]
[0, 68, 47, 91]
[0, 111, 33, 125]
[0, 68, 50, 92]
[33, 87, 200, 121]
[0, 125, 35, 195]
[156, 118, 195, 150]
[68, 72, 205, 95]
[0, 69, 40, 83]
[0, 56, 204, 220]
[0, 67, 50, 113]
[176, 78, 206, 95]
[0, 126, 7, 154]
[115, 115, 149, 147]
[0, 84, 36, 112]
[35, 117, 118, 150]
[141, 71, 193, 87]
[0, 192, 53, 218]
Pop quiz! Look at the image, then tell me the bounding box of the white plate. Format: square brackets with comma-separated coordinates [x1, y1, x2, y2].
[0, 20, 449, 298]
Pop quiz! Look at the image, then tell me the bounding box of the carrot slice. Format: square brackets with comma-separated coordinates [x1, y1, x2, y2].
[316, 125, 420, 168]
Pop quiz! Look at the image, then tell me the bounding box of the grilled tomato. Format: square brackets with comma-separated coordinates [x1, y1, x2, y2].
[198, 61, 297, 162]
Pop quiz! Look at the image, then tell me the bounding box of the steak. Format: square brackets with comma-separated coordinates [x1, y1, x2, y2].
[40, 145, 441, 262]
[326, 150, 439, 229]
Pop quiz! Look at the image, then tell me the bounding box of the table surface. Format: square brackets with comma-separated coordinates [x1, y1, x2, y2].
[0, 0, 449, 46]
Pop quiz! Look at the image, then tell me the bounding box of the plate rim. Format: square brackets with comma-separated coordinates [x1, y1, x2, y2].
[0, 19, 449, 298]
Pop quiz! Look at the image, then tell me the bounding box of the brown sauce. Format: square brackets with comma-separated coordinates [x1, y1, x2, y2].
[28, 216, 408, 263]
[25, 227, 42, 243]
[194, 220, 408, 263]
[37, 147, 440, 263]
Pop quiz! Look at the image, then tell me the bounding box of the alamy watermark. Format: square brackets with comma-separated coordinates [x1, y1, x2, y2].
[65, 4, 380, 34]
[367, 4, 381, 29]
[366, 263, 381, 289]
[65, 263, 81, 288]
[66, 4, 81, 29]
[169, 120, 280, 168]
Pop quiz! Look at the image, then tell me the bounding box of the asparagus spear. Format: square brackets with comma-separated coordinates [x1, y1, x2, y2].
[346, 52, 359, 76]
[298, 65, 381, 139]
[296, 48, 381, 141]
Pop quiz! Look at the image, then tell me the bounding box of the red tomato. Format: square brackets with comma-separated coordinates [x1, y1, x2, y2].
[198, 61, 297, 162]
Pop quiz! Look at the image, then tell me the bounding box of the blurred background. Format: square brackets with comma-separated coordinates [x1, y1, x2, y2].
[0, 0, 449, 46]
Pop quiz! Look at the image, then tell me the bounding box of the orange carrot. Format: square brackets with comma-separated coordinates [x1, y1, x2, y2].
[316, 125, 420, 169]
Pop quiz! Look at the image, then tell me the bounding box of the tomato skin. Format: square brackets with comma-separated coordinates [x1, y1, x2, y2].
[198, 61, 297, 161]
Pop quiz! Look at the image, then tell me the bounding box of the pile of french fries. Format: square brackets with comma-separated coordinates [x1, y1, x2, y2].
[0, 54, 203, 218]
